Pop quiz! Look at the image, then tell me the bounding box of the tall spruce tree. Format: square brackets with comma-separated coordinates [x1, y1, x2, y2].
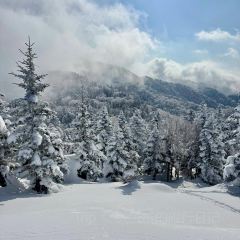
[118, 111, 139, 171]
[96, 106, 112, 156]
[105, 120, 137, 182]
[8, 38, 67, 193]
[223, 106, 240, 186]
[224, 106, 240, 156]
[130, 109, 147, 165]
[199, 111, 225, 185]
[74, 102, 104, 181]
[143, 124, 163, 180]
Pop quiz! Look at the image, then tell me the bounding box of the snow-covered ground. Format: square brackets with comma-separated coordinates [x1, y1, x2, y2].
[0, 180, 240, 240]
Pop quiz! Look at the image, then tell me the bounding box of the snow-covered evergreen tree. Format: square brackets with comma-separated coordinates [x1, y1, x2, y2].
[96, 106, 112, 156]
[224, 106, 240, 156]
[118, 111, 139, 171]
[195, 104, 208, 128]
[74, 102, 104, 182]
[8, 38, 67, 193]
[185, 109, 195, 123]
[143, 124, 163, 180]
[198, 111, 225, 185]
[223, 106, 240, 187]
[9, 38, 48, 103]
[105, 120, 137, 182]
[130, 109, 147, 165]
[186, 105, 209, 177]
[71, 101, 89, 142]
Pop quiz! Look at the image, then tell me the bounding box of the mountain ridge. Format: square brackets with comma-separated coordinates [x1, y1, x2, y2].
[44, 66, 239, 116]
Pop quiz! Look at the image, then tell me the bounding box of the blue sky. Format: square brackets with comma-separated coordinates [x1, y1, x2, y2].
[100, 0, 240, 37]
[98, 0, 240, 63]
[120, 0, 240, 37]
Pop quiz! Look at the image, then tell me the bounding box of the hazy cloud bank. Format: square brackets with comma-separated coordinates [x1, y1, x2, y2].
[146, 58, 240, 94]
[0, 0, 158, 98]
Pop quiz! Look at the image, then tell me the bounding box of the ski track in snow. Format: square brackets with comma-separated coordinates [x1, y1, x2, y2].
[179, 189, 240, 215]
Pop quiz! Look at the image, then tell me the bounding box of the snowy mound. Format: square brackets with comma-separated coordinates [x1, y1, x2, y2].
[118, 180, 175, 195]
[148, 182, 176, 193]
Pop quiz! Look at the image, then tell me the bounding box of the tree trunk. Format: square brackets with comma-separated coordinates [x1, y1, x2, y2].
[33, 178, 48, 194]
[0, 172, 7, 187]
[166, 163, 172, 182]
[152, 170, 157, 180]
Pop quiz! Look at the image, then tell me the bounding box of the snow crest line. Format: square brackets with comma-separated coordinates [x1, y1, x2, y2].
[180, 190, 240, 215]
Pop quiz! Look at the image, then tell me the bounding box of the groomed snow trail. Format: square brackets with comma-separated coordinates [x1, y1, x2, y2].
[0, 181, 240, 240]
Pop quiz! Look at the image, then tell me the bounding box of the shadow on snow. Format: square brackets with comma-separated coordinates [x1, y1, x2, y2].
[116, 180, 141, 195]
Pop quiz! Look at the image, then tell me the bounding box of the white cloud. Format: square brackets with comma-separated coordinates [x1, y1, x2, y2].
[196, 28, 240, 42]
[193, 49, 208, 55]
[223, 48, 240, 59]
[0, 0, 159, 98]
[145, 58, 240, 94]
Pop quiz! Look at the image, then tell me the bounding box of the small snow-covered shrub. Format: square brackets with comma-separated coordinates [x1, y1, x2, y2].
[224, 154, 240, 186]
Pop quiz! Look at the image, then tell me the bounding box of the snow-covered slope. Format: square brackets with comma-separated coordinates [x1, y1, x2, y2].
[0, 181, 240, 240]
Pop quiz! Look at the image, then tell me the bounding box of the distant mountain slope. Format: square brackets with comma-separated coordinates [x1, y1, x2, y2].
[44, 65, 238, 116]
[144, 77, 236, 108]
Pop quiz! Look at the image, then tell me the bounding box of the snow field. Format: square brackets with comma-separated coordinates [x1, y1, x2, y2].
[0, 180, 240, 240]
